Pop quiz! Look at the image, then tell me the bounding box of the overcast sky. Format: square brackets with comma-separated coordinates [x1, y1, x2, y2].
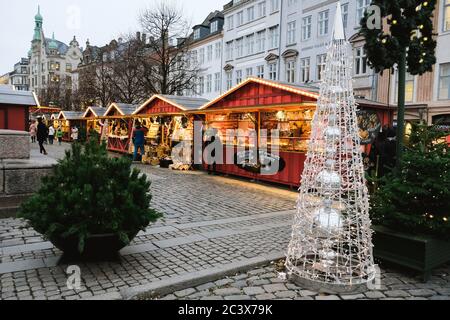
[0, 0, 227, 75]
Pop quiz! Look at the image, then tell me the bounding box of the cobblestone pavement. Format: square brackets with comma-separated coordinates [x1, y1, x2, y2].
[154, 261, 450, 301]
[1, 143, 449, 300]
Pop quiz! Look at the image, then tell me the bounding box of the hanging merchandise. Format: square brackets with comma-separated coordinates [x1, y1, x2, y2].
[285, 2, 376, 293]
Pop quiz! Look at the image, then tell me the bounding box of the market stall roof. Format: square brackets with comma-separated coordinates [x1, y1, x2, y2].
[57, 111, 84, 121]
[82, 106, 106, 118]
[0, 85, 38, 106]
[134, 94, 209, 115]
[50, 113, 59, 120]
[200, 77, 319, 110]
[30, 106, 61, 113]
[104, 103, 139, 117]
[200, 77, 390, 111]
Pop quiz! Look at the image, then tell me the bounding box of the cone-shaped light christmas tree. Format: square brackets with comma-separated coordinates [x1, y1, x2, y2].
[285, 2, 376, 292]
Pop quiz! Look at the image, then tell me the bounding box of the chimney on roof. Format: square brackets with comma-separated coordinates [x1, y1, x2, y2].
[136, 31, 141, 41]
[142, 33, 147, 44]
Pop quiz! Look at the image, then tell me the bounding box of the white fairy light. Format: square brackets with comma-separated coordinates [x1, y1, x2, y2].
[285, 2, 375, 293]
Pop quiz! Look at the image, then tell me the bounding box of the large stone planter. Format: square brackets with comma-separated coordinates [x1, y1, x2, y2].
[373, 225, 450, 281]
[0, 130, 56, 218]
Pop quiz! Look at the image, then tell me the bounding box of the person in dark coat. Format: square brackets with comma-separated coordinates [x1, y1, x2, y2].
[36, 117, 48, 155]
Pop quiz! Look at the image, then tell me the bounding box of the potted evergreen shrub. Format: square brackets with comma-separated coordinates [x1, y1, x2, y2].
[19, 138, 162, 261]
[370, 123, 450, 280]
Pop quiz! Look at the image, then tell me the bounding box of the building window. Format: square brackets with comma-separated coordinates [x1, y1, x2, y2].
[226, 71, 233, 90]
[318, 10, 329, 36]
[356, 0, 371, 23]
[317, 54, 327, 81]
[199, 48, 205, 64]
[288, 0, 298, 6]
[256, 30, 266, 52]
[66, 63, 72, 72]
[41, 63, 45, 72]
[258, 1, 266, 18]
[445, 0, 450, 31]
[286, 60, 296, 83]
[268, 62, 277, 80]
[42, 76, 46, 85]
[194, 29, 201, 40]
[257, 65, 264, 78]
[287, 21, 296, 45]
[236, 11, 244, 26]
[236, 70, 243, 84]
[214, 72, 221, 92]
[215, 42, 221, 60]
[236, 38, 244, 57]
[227, 15, 234, 30]
[438, 63, 450, 100]
[211, 21, 219, 33]
[342, 3, 349, 29]
[226, 41, 234, 60]
[191, 50, 198, 65]
[207, 45, 213, 62]
[268, 26, 279, 49]
[51, 75, 60, 82]
[301, 57, 310, 83]
[246, 67, 253, 78]
[355, 47, 368, 75]
[206, 74, 212, 93]
[395, 71, 415, 103]
[270, 0, 280, 13]
[247, 6, 255, 22]
[245, 34, 255, 55]
[198, 76, 205, 94]
[302, 16, 312, 41]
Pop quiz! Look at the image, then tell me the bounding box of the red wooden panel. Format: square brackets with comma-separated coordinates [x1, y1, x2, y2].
[7, 107, 27, 131]
[0, 108, 5, 129]
[138, 98, 182, 115]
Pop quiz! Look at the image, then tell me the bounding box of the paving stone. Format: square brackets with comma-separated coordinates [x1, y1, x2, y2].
[263, 283, 287, 293]
[201, 296, 224, 300]
[407, 289, 436, 297]
[316, 295, 341, 300]
[214, 278, 234, 286]
[365, 291, 386, 299]
[214, 288, 241, 296]
[243, 287, 266, 296]
[231, 280, 248, 288]
[255, 293, 276, 300]
[196, 282, 216, 291]
[274, 291, 297, 299]
[340, 294, 365, 300]
[299, 290, 318, 297]
[224, 295, 251, 300]
[385, 290, 410, 298]
[429, 295, 450, 300]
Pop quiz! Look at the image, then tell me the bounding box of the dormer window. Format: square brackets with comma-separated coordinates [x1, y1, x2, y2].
[211, 20, 218, 33]
[194, 28, 201, 40]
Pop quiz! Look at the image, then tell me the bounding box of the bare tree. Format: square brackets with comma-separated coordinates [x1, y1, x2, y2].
[139, 1, 199, 95]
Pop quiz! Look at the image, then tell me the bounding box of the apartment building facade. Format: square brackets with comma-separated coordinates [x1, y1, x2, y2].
[188, 11, 225, 100]
[9, 58, 30, 91]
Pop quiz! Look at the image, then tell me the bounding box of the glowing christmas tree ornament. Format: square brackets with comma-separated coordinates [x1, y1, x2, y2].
[285, 1, 376, 294]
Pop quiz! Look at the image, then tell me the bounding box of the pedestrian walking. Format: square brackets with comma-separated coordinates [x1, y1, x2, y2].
[30, 121, 37, 143]
[56, 127, 63, 145]
[132, 121, 147, 162]
[36, 117, 48, 155]
[48, 125, 55, 145]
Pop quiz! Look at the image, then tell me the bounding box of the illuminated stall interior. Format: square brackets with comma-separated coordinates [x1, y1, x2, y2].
[56, 111, 84, 141]
[100, 103, 138, 153]
[133, 95, 208, 166]
[82, 106, 106, 137]
[198, 77, 393, 187]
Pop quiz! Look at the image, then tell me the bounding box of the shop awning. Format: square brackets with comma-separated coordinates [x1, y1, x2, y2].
[103, 103, 139, 118]
[82, 106, 106, 118]
[57, 111, 84, 121]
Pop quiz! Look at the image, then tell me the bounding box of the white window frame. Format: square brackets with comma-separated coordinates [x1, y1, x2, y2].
[301, 57, 310, 83]
[438, 63, 450, 100]
[211, 21, 219, 33]
[287, 21, 296, 45]
[226, 41, 233, 61]
[236, 11, 244, 27]
[268, 62, 277, 80]
[256, 30, 266, 52]
[342, 3, 349, 29]
[268, 26, 279, 49]
[444, 0, 450, 32]
[236, 70, 243, 84]
[286, 59, 296, 83]
[214, 72, 221, 92]
[236, 38, 244, 57]
[206, 74, 212, 93]
[270, 0, 280, 13]
[194, 29, 201, 40]
[226, 71, 233, 90]
[258, 1, 266, 18]
[318, 10, 329, 37]
[199, 48, 205, 64]
[356, 0, 371, 23]
[257, 65, 264, 78]
[227, 15, 234, 31]
[215, 42, 221, 60]
[354, 47, 368, 75]
[247, 6, 255, 22]
[317, 54, 327, 81]
[246, 34, 255, 55]
[199, 76, 205, 94]
[302, 16, 312, 41]
[207, 45, 213, 62]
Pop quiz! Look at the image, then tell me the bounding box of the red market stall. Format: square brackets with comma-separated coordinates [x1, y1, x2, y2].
[132, 94, 208, 166]
[198, 77, 393, 187]
[0, 86, 37, 131]
[30, 106, 61, 124]
[56, 111, 84, 142]
[100, 103, 138, 154]
[82, 106, 106, 139]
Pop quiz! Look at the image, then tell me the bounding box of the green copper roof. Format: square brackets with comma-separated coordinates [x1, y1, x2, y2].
[35, 6, 43, 21]
[48, 32, 58, 50]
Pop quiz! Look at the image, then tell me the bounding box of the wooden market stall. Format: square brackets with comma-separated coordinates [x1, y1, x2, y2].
[132, 95, 208, 166]
[197, 77, 393, 187]
[56, 111, 85, 142]
[82, 106, 106, 139]
[100, 103, 138, 154]
[30, 106, 61, 124]
[0, 86, 37, 131]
